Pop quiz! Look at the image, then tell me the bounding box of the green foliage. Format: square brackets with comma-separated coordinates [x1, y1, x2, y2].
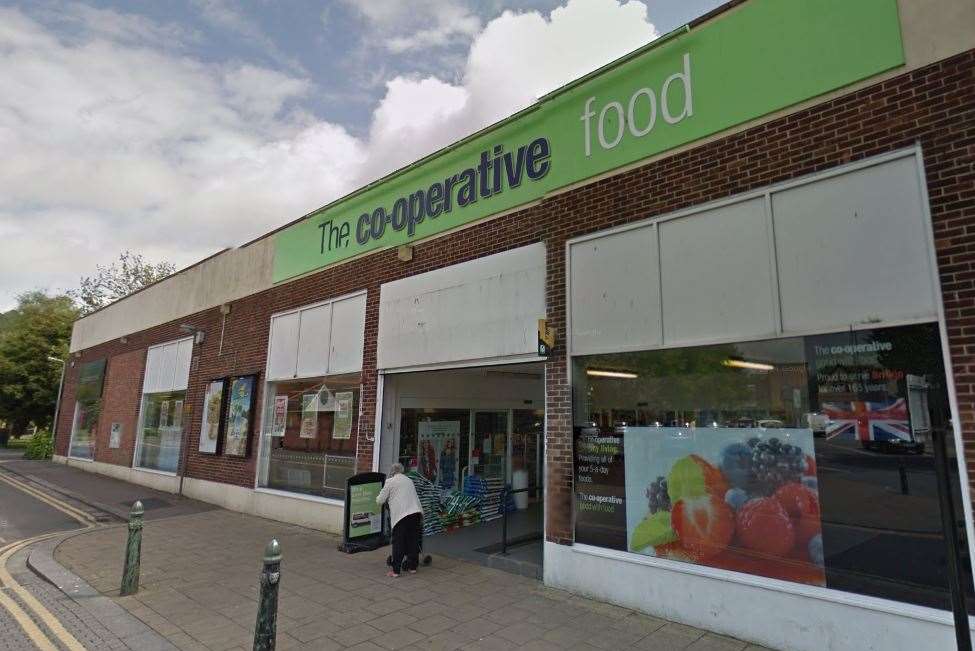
[6, 434, 32, 450]
[24, 430, 53, 460]
[0, 292, 77, 436]
[69, 250, 175, 314]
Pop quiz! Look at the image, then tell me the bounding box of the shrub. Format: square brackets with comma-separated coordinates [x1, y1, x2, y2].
[24, 431, 53, 460]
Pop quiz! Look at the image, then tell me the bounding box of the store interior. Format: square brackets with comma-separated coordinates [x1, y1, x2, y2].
[378, 363, 545, 576]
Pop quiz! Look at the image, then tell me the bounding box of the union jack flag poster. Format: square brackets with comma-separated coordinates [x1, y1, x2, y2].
[822, 399, 912, 442]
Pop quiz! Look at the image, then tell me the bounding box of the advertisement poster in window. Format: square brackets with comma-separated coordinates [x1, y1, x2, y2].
[159, 400, 170, 428]
[623, 426, 825, 586]
[574, 426, 627, 550]
[223, 375, 255, 457]
[109, 422, 122, 449]
[333, 391, 354, 440]
[173, 399, 184, 429]
[417, 421, 460, 490]
[271, 395, 288, 437]
[300, 393, 319, 439]
[805, 329, 923, 453]
[199, 380, 225, 454]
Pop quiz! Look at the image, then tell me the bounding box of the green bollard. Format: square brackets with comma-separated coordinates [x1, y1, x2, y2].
[120, 500, 144, 596]
[254, 539, 281, 651]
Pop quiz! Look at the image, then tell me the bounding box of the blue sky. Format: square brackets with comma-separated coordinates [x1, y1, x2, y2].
[0, 0, 723, 309]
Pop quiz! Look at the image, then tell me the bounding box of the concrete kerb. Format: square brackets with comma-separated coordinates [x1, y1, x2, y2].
[24, 527, 179, 650]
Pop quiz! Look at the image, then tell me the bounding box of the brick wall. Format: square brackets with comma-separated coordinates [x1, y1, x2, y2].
[57, 50, 975, 543]
[93, 350, 145, 467]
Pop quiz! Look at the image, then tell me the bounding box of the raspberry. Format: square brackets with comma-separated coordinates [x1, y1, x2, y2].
[774, 483, 821, 548]
[736, 497, 795, 556]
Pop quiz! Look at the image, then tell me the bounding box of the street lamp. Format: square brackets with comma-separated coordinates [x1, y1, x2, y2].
[48, 356, 66, 445]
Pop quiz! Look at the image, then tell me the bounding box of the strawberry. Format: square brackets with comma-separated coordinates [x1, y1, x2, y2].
[736, 497, 795, 556]
[671, 494, 735, 559]
[803, 454, 817, 477]
[774, 483, 821, 548]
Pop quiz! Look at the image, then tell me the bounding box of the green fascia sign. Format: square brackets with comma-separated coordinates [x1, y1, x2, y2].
[273, 0, 904, 283]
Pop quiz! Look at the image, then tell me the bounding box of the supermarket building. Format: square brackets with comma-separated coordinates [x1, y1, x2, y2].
[52, 1, 975, 649]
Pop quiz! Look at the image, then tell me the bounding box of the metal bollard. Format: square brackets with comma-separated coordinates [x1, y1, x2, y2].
[253, 539, 281, 651]
[120, 501, 144, 596]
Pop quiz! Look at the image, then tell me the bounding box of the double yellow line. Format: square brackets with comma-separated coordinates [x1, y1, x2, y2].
[0, 470, 99, 650]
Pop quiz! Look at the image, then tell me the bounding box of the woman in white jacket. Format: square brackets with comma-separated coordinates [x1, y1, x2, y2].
[376, 463, 423, 577]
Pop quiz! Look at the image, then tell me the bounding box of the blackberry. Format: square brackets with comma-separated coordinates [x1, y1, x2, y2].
[645, 476, 671, 514]
[750, 440, 804, 495]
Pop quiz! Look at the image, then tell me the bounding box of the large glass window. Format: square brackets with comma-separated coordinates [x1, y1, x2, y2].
[572, 322, 974, 611]
[68, 400, 98, 459]
[68, 359, 106, 460]
[135, 391, 185, 472]
[259, 374, 360, 500]
[398, 409, 470, 489]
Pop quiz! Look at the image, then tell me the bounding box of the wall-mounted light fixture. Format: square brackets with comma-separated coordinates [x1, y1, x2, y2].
[397, 245, 414, 262]
[179, 324, 206, 345]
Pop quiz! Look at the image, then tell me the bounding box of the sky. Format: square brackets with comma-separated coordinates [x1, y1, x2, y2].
[0, 0, 724, 311]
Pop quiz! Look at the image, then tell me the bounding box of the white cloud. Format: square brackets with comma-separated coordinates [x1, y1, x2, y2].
[343, 0, 482, 53]
[350, 0, 659, 182]
[0, 0, 659, 310]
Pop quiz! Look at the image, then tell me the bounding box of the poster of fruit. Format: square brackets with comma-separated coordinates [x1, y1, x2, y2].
[624, 427, 825, 586]
[198, 379, 224, 454]
[417, 421, 460, 490]
[223, 375, 255, 457]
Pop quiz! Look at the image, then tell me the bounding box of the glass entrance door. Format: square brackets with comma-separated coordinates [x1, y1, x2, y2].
[472, 411, 509, 482]
[512, 409, 543, 500]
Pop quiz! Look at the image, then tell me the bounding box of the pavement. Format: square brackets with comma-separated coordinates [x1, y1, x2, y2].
[0, 455, 776, 650]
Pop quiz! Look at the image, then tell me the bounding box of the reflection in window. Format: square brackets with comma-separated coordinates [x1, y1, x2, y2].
[259, 375, 360, 500]
[135, 391, 185, 472]
[572, 323, 974, 612]
[68, 400, 98, 459]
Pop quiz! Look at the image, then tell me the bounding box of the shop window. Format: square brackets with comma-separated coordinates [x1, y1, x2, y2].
[134, 339, 192, 473]
[134, 391, 185, 473]
[68, 400, 98, 459]
[258, 374, 360, 500]
[572, 322, 974, 612]
[68, 359, 106, 460]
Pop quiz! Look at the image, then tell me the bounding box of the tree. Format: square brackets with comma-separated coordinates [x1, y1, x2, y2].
[69, 251, 175, 314]
[0, 292, 78, 436]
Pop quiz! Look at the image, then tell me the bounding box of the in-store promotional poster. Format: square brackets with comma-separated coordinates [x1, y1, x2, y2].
[574, 324, 940, 588]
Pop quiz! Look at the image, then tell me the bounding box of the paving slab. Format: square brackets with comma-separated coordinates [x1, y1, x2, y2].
[4, 459, 774, 651]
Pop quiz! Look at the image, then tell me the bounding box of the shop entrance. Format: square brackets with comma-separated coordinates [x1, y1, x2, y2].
[377, 363, 545, 577]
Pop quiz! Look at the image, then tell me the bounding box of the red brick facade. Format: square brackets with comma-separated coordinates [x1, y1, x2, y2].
[56, 50, 975, 545]
[94, 350, 145, 467]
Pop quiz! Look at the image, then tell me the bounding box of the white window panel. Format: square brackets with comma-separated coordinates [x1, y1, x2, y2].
[143, 344, 168, 394]
[569, 226, 661, 355]
[660, 197, 776, 345]
[142, 337, 192, 394]
[378, 243, 545, 369]
[772, 156, 937, 333]
[296, 303, 332, 378]
[329, 293, 366, 375]
[266, 311, 300, 380]
[172, 337, 194, 391]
